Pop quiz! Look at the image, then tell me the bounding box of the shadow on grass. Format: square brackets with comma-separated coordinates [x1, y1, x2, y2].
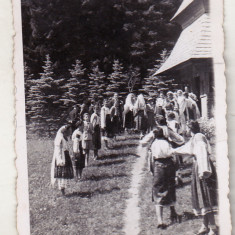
[84, 173, 128, 181]
[98, 153, 139, 160]
[111, 143, 138, 150]
[93, 159, 126, 167]
[181, 211, 200, 221]
[66, 187, 121, 198]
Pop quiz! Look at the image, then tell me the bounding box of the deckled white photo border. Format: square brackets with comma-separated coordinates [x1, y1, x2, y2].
[0, 0, 229, 234]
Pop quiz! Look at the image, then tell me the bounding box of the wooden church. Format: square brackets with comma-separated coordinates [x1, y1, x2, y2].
[154, 0, 214, 118]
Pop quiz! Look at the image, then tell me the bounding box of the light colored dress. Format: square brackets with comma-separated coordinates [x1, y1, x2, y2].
[173, 133, 217, 215]
[51, 126, 74, 189]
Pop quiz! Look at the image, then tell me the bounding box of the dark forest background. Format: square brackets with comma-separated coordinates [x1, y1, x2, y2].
[21, 0, 183, 136]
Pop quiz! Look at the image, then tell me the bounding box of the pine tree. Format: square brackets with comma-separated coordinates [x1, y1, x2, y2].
[24, 62, 34, 123]
[61, 59, 87, 108]
[88, 63, 106, 100]
[106, 59, 128, 98]
[143, 49, 178, 96]
[27, 54, 63, 137]
[127, 65, 141, 93]
[27, 78, 46, 136]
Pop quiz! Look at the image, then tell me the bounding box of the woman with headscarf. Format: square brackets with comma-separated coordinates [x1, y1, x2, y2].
[154, 91, 166, 116]
[91, 105, 101, 159]
[51, 125, 74, 195]
[123, 93, 135, 131]
[101, 99, 113, 148]
[146, 97, 155, 132]
[176, 90, 189, 135]
[134, 93, 148, 136]
[189, 93, 201, 120]
[172, 121, 218, 235]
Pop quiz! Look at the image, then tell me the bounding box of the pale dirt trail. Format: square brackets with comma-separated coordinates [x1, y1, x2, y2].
[123, 146, 147, 235]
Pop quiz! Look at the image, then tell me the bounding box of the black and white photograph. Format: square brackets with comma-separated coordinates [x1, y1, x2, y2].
[13, 0, 229, 234]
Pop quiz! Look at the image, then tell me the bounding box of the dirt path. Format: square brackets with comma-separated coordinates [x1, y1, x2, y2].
[123, 145, 146, 235]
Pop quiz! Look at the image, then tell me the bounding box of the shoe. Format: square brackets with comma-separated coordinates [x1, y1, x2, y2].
[157, 224, 167, 229]
[170, 212, 182, 224]
[196, 225, 209, 235]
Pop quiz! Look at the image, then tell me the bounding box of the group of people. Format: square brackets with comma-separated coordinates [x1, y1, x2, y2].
[50, 89, 218, 234]
[139, 119, 217, 234]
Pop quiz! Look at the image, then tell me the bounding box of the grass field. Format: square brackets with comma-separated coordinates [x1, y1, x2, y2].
[27, 135, 139, 235]
[138, 158, 202, 235]
[27, 133, 217, 235]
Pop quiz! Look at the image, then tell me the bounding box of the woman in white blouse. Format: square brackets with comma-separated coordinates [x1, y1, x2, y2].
[51, 125, 74, 195]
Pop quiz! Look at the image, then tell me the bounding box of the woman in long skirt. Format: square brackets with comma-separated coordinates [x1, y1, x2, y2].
[51, 125, 74, 195]
[91, 105, 101, 159]
[173, 121, 218, 235]
[72, 126, 85, 180]
[134, 94, 148, 136]
[123, 93, 135, 131]
[81, 113, 94, 167]
[146, 98, 155, 132]
[101, 99, 113, 148]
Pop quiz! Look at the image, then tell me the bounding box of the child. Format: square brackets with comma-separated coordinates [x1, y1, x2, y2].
[81, 113, 93, 167]
[91, 105, 101, 159]
[140, 128, 181, 229]
[172, 121, 218, 235]
[51, 125, 74, 195]
[72, 126, 85, 180]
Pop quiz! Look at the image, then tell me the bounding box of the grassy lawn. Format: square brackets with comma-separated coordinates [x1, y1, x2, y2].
[27, 134, 139, 235]
[138, 157, 217, 235]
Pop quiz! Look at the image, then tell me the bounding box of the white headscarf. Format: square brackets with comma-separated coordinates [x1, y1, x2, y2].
[134, 94, 146, 113]
[51, 125, 69, 187]
[124, 93, 135, 112]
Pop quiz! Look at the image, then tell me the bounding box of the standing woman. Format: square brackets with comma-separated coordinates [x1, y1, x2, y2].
[134, 94, 148, 136]
[81, 113, 94, 167]
[154, 91, 166, 116]
[110, 100, 121, 138]
[146, 97, 155, 132]
[173, 121, 218, 235]
[123, 93, 135, 131]
[101, 99, 113, 148]
[91, 105, 101, 159]
[51, 125, 74, 195]
[72, 125, 85, 180]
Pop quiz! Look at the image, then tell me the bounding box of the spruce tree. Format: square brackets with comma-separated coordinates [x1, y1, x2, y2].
[27, 78, 46, 136]
[24, 62, 34, 123]
[62, 59, 87, 108]
[106, 59, 128, 98]
[143, 49, 178, 96]
[88, 63, 106, 100]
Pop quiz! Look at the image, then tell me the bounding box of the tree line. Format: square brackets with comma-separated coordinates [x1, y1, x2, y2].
[25, 54, 180, 137]
[22, 0, 182, 80]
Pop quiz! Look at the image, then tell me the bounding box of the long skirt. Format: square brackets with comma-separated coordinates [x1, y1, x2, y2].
[152, 158, 176, 206]
[191, 159, 218, 216]
[147, 111, 155, 131]
[124, 111, 134, 129]
[112, 115, 120, 135]
[92, 125, 101, 150]
[104, 114, 114, 138]
[54, 150, 74, 179]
